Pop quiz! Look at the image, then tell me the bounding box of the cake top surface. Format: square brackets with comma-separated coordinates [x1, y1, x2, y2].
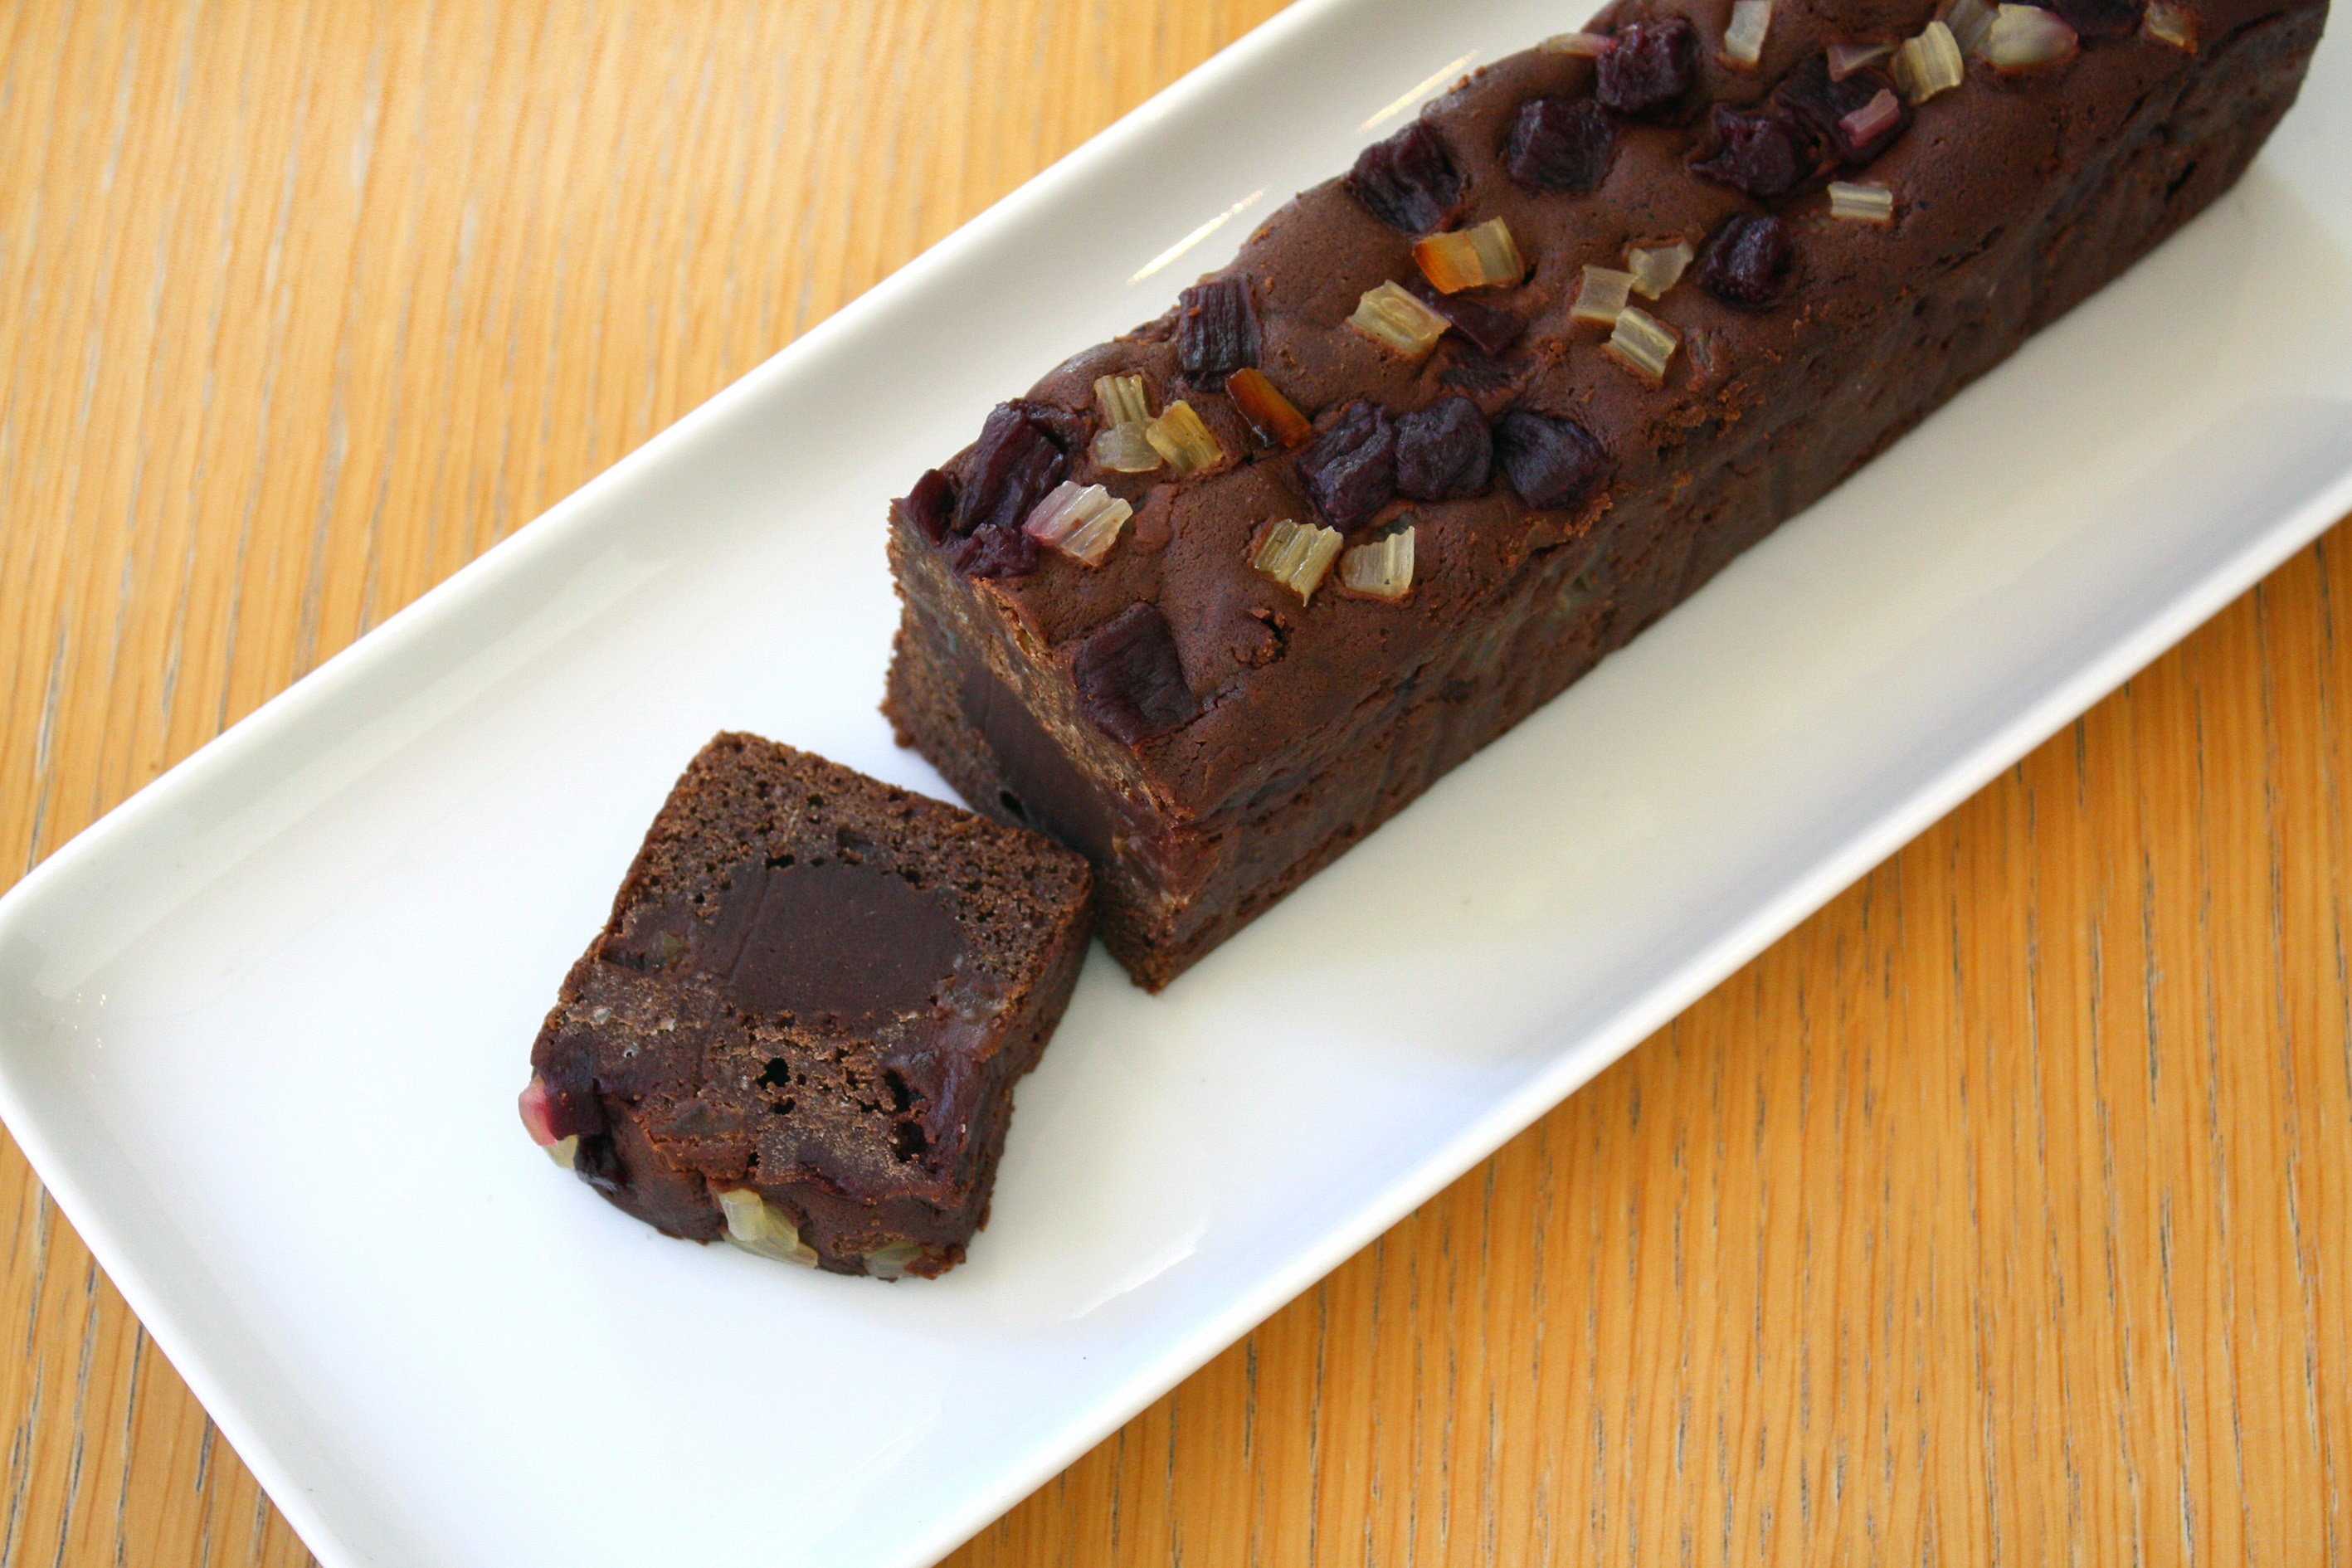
[898, 0, 2311, 815]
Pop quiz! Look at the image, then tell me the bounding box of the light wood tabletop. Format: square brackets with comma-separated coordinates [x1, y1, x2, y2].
[2, 1, 2346, 1562]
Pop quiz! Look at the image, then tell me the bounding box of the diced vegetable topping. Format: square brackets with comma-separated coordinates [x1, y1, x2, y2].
[1023, 480, 1133, 566]
[1493, 410, 1611, 510]
[1692, 105, 1810, 199]
[1506, 96, 1619, 194]
[1341, 526, 1417, 602]
[947, 524, 1041, 580]
[519, 1079, 561, 1146]
[1723, 0, 1773, 66]
[1699, 213, 1798, 309]
[1094, 373, 1151, 430]
[1346, 120, 1464, 236]
[1828, 40, 1896, 77]
[1414, 218, 1527, 294]
[1395, 396, 1493, 501]
[718, 1189, 821, 1268]
[1986, 5, 2078, 71]
[896, 470, 956, 544]
[1409, 278, 1527, 354]
[2143, 0, 2198, 46]
[1596, 17, 1699, 115]
[941, 403, 1063, 579]
[1350, 280, 1453, 358]
[1254, 519, 1346, 602]
[1828, 180, 1897, 223]
[1687, 327, 1726, 386]
[1892, 20, 1967, 101]
[1074, 603, 1200, 745]
[954, 403, 1069, 538]
[864, 1242, 925, 1281]
[1145, 401, 1225, 475]
[1839, 89, 1903, 149]
[1947, 0, 1999, 54]
[1775, 56, 1911, 163]
[1604, 306, 1679, 385]
[1092, 422, 1162, 473]
[1626, 240, 1695, 299]
[1298, 401, 1399, 532]
[1226, 368, 1314, 449]
[1091, 374, 1162, 473]
[1571, 265, 1638, 325]
[522, 1059, 607, 1165]
[1178, 276, 1261, 381]
[1538, 30, 1617, 55]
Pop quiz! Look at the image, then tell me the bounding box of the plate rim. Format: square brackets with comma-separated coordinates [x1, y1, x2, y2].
[1, 0, 2348, 1562]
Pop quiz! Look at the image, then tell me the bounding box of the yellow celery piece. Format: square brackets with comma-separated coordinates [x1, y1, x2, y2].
[1253, 519, 1345, 602]
[1340, 526, 1416, 602]
[1348, 281, 1450, 358]
[1145, 401, 1225, 475]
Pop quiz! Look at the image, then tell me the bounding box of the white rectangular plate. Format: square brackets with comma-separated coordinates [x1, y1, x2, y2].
[2, 2, 2348, 1564]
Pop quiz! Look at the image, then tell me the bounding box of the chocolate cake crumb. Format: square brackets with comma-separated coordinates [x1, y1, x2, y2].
[522, 734, 1093, 1278]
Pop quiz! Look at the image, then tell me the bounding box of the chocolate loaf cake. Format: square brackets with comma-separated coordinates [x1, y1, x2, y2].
[886, 0, 2326, 990]
[520, 734, 1093, 1278]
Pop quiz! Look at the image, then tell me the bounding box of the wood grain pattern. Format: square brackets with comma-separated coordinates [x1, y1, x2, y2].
[0, 2, 2345, 1562]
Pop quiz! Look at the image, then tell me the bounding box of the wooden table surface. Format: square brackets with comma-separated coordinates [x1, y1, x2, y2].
[2, 2, 2347, 1562]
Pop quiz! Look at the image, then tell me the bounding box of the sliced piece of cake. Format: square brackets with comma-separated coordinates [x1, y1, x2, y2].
[519, 733, 1093, 1278]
